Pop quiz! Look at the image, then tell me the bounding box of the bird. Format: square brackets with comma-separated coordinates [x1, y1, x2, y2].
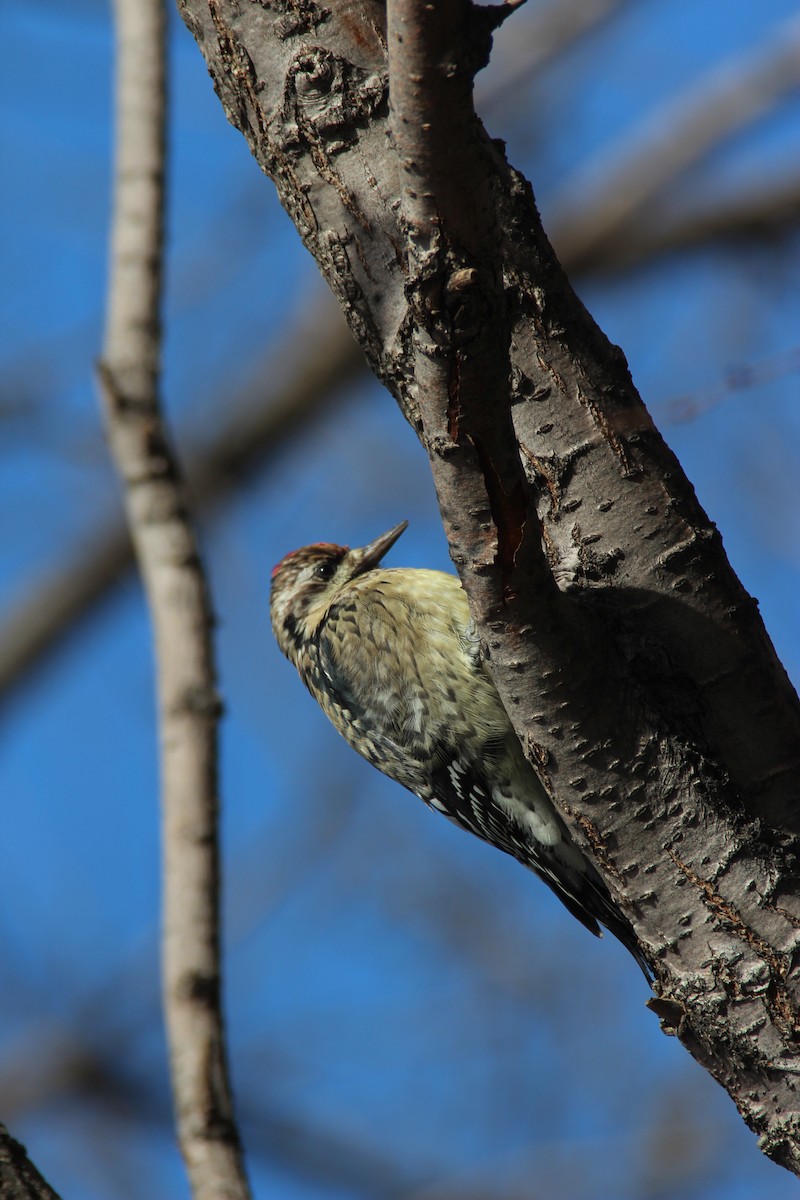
[270, 520, 650, 978]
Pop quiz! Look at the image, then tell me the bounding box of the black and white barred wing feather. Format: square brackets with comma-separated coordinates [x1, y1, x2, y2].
[314, 576, 644, 954]
[271, 536, 649, 978]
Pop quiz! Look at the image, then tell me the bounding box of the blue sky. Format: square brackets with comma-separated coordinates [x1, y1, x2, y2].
[1, 2, 799, 1197]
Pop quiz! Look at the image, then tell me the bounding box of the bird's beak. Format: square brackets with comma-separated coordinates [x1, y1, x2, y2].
[352, 521, 408, 574]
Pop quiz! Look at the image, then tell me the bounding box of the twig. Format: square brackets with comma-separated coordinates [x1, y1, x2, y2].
[98, 1, 251, 1196]
[661, 345, 800, 426]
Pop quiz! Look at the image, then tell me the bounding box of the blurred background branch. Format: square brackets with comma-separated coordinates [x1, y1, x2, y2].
[0, 294, 360, 700]
[546, 15, 800, 268]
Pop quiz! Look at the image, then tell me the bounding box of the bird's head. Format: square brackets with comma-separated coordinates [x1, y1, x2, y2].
[270, 521, 408, 657]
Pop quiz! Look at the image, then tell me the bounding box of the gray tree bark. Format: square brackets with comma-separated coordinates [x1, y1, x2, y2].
[176, 0, 800, 1174]
[0, 1125, 62, 1200]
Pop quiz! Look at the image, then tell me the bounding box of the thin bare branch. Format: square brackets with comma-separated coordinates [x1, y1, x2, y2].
[660, 345, 800, 426]
[98, 1, 250, 1196]
[0, 294, 360, 702]
[548, 15, 800, 269]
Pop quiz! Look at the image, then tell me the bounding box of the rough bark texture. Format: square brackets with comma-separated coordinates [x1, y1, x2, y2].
[176, 0, 800, 1173]
[0, 1126, 62, 1200]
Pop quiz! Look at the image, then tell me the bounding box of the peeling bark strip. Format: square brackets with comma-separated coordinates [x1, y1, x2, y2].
[177, 0, 800, 1172]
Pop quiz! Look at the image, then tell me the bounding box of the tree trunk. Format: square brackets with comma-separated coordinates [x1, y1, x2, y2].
[176, 0, 800, 1173]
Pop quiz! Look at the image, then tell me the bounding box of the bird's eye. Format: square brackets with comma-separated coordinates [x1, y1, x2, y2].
[313, 560, 337, 581]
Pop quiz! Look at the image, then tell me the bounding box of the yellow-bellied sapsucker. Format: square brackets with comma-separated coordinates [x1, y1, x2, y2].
[270, 521, 649, 978]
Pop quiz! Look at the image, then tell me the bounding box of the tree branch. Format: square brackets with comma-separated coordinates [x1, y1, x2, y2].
[98, 1, 251, 1196]
[0, 1124, 62, 1200]
[476, 0, 629, 109]
[174, 0, 800, 1172]
[388, 0, 546, 584]
[386, 0, 598, 751]
[547, 15, 800, 270]
[576, 169, 800, 271]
